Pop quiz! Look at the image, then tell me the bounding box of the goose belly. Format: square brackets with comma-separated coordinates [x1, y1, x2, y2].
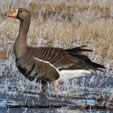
[15, 57, 59, 83]
[16, 57, 42, 82]
[16, 61, 37, 81]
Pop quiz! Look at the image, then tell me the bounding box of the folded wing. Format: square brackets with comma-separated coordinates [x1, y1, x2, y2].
[30, 45, 105, 71]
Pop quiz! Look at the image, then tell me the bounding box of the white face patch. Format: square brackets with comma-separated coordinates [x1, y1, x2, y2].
[16, 9, 19, 16]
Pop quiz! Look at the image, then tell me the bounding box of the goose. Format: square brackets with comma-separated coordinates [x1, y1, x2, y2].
[8, 8, 105, 92]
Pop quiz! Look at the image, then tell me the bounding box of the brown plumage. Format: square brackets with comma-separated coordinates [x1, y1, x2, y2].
[8, 8, 105, 92]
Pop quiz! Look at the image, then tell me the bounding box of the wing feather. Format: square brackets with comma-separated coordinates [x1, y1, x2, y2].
[30, 46, 105, 70]
[30, 47, 83, 69]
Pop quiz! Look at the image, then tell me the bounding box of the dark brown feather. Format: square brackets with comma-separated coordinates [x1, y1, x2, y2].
[30, 46, 105, 71]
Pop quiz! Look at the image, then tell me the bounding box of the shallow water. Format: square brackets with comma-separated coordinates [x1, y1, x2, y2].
[0, 56, 112, 113]
[0, 64, 113, 113]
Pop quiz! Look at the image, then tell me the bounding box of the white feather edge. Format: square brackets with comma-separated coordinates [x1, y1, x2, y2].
[16, 9, 19, 16]
[34, 57, 91, 83]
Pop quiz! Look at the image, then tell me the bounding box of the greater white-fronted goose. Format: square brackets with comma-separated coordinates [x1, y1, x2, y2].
[8, 8, 105, 92]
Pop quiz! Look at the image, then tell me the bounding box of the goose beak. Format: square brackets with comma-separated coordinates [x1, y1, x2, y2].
[8, 9, 18, 18]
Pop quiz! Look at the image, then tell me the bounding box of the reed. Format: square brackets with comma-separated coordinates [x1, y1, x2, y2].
[0, 0, 113, 68]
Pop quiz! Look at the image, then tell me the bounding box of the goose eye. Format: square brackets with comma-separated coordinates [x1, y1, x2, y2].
[18, 8, 23, 13]
[19, 10, 22, 13]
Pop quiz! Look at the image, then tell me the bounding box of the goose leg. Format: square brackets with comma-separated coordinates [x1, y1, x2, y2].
[53, 81, 60, 90]
[41, 81, 47, 93]
[39, 81, 48, 99]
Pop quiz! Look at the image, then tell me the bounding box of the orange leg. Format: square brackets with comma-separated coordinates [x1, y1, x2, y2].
[53, 81, 60, 90]
[42, 88, 46, 93]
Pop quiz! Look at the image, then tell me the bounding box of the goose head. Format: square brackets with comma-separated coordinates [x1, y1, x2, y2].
[8, 8, 30, 21]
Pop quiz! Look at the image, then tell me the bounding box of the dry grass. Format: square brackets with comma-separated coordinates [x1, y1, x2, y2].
[0, 0, 113, 67]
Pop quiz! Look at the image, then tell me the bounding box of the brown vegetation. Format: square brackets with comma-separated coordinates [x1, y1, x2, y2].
[0, 0, 113, 67]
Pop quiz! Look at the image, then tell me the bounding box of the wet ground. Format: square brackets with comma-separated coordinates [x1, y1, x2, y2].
[0, 56, 113, 113]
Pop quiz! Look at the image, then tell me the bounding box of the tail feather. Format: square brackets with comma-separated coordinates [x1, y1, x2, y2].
[66, 45, 93, 54]
[77, 54, 105, 69]
[88, 60, 105, 69]
[65, 45, 105, 70]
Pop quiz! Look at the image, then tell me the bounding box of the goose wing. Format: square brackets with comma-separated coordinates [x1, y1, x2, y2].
[32, 47, 77, 69]
[30, 46, 104, 70]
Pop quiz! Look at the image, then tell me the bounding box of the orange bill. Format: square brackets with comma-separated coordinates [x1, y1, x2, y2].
[8, 9, 18, 18]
